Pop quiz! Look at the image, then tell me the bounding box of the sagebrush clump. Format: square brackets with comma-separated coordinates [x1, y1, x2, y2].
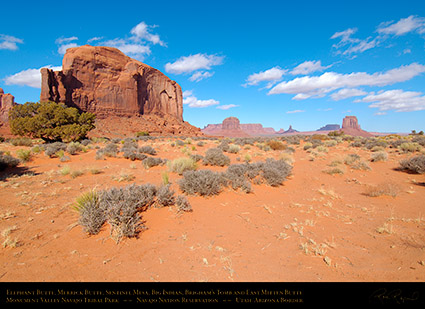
[0, 152, 20, 171]
[399, 155, 425, 174]
[75, 183, 191, 242]
[203, 148, 230, 166]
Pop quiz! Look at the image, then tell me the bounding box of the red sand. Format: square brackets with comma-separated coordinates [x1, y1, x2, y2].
[0, 139, 424, 282]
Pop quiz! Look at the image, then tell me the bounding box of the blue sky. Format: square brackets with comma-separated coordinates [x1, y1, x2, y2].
[1, 0, 425, 132]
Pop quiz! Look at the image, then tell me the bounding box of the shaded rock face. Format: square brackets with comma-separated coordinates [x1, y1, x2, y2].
[0, 88, 15, 124]
[40, 45, 183, 121]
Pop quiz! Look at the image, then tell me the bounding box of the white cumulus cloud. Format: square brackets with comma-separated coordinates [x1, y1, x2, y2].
[290, 60, 331, 75]
[182, 90, 219, 108]
[268, 63, 425, 99]
[216, 104, 238, 110]
[377, 15, 425, 36]
[330, 88, 368, 101]
[244, 66, 287, 87]
[4, 65, 62, 88]
[130, 21, 166, 47]
[165, 53, 224, 75]
[358, 89, 425, 112]
[0, 34, 23, 51]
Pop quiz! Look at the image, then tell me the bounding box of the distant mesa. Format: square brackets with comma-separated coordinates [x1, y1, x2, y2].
[340, 116, 372, 137]
[317, 124, 340, 131]
[40, 45, 202, 137]
[202, 117, 276, 137]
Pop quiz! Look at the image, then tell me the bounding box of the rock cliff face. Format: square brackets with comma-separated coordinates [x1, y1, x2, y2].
[0, 88, 15, 124]
[40, 45, 183, 121]
[40, 45, 202, 137]
[341, 116, 372, 137]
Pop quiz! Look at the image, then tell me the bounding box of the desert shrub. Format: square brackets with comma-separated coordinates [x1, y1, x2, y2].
[44, 142, 67, 157]
[389, 139, 406, 149]
[70, 169, 84, 179]
[142, 157, 164, 169]
[66, 142, 82, 155]
[399, 142, 422, 153]
[139, 145, 157, 155]
[217, 140, 230, 152]
[412, 136, 425, 147]
[190, 154, 204, 162]
[175, 140, 185, 147]
[74, 190, 105, 235]
[179, 170, 225, 196]
[323, 167, 345, 175]
[371, 151, 388, 162]
[364, 182, 400, 197]
[100, 185, 152, 242]
[175, 195, 192, 212]
[227, 144, 241, 154]
[324, 140, 338, 147]
[16, 149, 32, 162]
[9, 137, 33, 147]
[267, 140, 286, 151]
[123, 150, 147, 161]
[311, 134, 329, 141]
[196, 141, 205, 147]
[349, 158, 371, 171]
[80, 139, 91, 146]
[328, 130, 344, 137]
[399, 155, 425, 174]
[136, 131, 150, 137]
[156, 185, 175, 207]
[303, 142, 313, 150]
[344, 154, 361, 165]
[167, 157, 197, 175]
[203, 148, 230, 166]
[316, 146, 329, 153]
[223, 164, 253, 193]
[9, 101, 95, 142]
[260, 158, 292, 186]
[0, 152, 20, 171]
[96, 143, 119, 158]
[364, 138, 387, 150]
[60, 155, 71, 162]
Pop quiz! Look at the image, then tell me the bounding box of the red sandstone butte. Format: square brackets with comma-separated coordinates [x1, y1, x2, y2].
[40, 45, 202, 136]
[340, 116, 372, 137]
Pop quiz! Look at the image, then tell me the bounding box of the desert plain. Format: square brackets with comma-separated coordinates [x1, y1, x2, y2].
[0, 134, 424, 282]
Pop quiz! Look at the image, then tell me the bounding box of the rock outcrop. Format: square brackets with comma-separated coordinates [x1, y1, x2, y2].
[340, 116, 372, 137]
[0, 88, 15, 124]
[202, 117, 276, 137]
[41, 45, 183, 120]
[317, 124, 340, 131]
[278, 125, 299, 134]
[40, 45, 202, 136]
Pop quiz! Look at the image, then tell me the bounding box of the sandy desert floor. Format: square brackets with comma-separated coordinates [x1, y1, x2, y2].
[0, 136, 424, 282]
